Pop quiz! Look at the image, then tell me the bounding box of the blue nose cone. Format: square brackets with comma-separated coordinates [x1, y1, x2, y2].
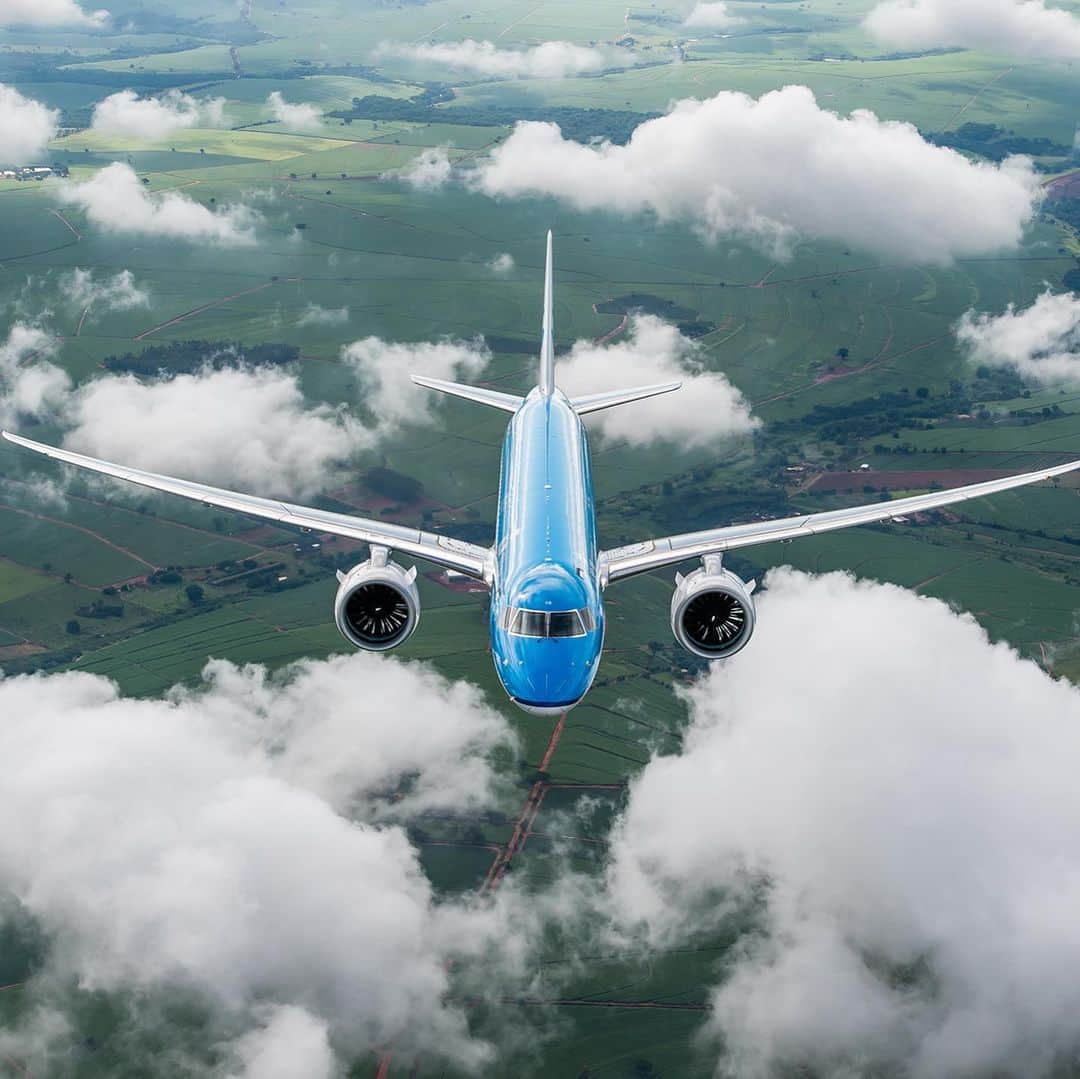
[491, 563, 603, 715]
[499, 636, 600, 714]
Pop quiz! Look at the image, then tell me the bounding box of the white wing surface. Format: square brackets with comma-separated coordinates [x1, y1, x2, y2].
[2, 431, 491, 579]
[599, 460, 1080, 584]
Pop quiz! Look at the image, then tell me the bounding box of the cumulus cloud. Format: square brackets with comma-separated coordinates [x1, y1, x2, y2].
[383, 38, 613, 79]
[472, 85, 1042, 263]
[62, 365, 373, 498]
[62, 267, 150, 312]
[0, 0, 107, 28]
[0, 653, 517, 1073]
[401, 145, 453, 190]
[957, 289, 1080, 383]
[0, 85, 59, 163]
[56, 163, 259, 246]
[343, 334, 489, 434]
[91, 90, 227, 140]
[488, 252, 515, 274]
[606, 567, 1080, 1077]
[226, 1006, 334, 1079]
[296, 303, 349, 327]
[685, 2, 743, 29]
[0, 323, 70, 428]
[266, 91, 323, 132]
[865, 0, 1080, 59]
[557, 315, 756, 447]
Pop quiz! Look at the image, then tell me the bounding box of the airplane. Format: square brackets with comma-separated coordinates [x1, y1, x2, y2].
[5, 232, 1080, 716]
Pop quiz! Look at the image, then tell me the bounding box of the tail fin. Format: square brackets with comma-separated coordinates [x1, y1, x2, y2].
[539, 230, 555, 396]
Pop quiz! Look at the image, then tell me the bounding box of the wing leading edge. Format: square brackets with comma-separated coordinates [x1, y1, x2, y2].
[1, 431, 491, 580]
[599, 459, 1080, 584]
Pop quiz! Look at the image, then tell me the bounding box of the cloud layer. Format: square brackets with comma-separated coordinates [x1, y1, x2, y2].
[0, 323, 70, 429]
[0, 654, 516, 1073]
[685, 2, 743, 29]
[0, 85, 59, 163]
[607, 567, 1080, 1077]
[343, 334, 489, 433]
[402, 145, 453, 190]
[62, 267, 150, 312]
[62, 364, 373, 498]
[865, 0, 1080, 59]
[91, 90, 226, 140]
[266, 91, 323, 132]
[957, 289, 1080, 382]
[473, 85, 1042, 262]
[558, 315, 757, 447]
[0, 0, 107, 27]
[384, 38, 612, 79]
[57, 163, 259, 246]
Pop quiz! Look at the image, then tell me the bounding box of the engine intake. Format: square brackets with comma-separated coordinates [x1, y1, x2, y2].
[671, 555, 756, 660]
[334, 546, 420, 651]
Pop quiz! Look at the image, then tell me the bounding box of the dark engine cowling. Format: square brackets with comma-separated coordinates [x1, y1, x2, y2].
[334, 547, 420, 651]
[671, 556, 756, 660]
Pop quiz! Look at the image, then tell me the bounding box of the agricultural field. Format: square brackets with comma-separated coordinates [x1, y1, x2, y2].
[1, 0, 1079, 1075]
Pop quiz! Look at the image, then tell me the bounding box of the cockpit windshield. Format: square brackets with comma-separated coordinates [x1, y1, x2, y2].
[503, 606, 596, 638]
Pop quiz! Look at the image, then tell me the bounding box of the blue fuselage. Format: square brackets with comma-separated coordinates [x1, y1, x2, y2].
[490, 389, 604, 715]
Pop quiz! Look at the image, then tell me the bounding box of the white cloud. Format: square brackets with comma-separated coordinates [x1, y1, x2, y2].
[488, 252, 515, 275]
[957, 289, 1080, 383]
[685, 2, 743, 29]
[865, 0, 1080, 59]
[343, 334, 489, 434]
[383, 38, 613, 79]
[61, 267, 150, 312]
[226, 1006, 334, 1079]
[402, 145, 453, 190]
[266, 91, 323, 132]
[0, 323, 70, 428]
[56, 163, 259, 246]
[0, 85, 59, 164]
[606, 567, 1080, 1077]
[0, 0, 107, 28]
[557, 315, 757, 447]
[296, 303, 349, 327]
[62, 364, 373, 498]
[472, 85, 1042, 263]
[91, 90, 227, 140]
[0, 654, 516, 1071]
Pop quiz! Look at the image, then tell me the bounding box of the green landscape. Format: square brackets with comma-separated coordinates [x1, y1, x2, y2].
[1, 0, 1079, 1075]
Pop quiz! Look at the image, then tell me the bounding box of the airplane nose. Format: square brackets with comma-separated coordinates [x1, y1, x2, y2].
[512, 698, 581, 717]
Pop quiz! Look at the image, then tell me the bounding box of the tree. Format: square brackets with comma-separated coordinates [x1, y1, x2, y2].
[915, 386, 930, 399]
[185, 583, 205, 607]
[836, 347, 850, 361]
[65, 619, 81, 635]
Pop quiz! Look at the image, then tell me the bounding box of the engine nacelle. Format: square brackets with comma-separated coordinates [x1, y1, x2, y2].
[671, 555, 756, 660]
[334, 546, 420, 651]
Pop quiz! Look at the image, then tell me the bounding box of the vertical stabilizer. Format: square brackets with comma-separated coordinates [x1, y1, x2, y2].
[539, 230, 555, 395]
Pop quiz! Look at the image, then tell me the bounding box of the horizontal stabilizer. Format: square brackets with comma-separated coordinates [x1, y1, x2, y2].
[570, 381, 682, 415]
[411, 375, 523, 413]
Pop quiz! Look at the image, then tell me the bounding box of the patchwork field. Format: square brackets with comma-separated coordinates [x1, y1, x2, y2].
[2, 0, 1080, 1074]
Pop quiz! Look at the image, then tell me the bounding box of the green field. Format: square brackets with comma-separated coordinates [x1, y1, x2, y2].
[2, 0, 1080, 1073]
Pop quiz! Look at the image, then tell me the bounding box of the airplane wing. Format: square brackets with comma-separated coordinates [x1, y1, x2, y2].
[1, 431, 491, 580]
[598, 459, 1080, 585]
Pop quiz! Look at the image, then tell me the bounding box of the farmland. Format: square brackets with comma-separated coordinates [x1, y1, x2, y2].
[2, 0, 1080, 1074]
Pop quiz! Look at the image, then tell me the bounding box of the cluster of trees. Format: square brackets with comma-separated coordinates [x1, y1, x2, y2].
[104, 341, 299, 378]
[925, 123, 1074, 163]
[334, 89, 655, 145]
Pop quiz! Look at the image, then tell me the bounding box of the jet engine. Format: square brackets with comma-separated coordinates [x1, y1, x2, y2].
[671, 555, 756, 660]
[334, 546, 420, 651]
